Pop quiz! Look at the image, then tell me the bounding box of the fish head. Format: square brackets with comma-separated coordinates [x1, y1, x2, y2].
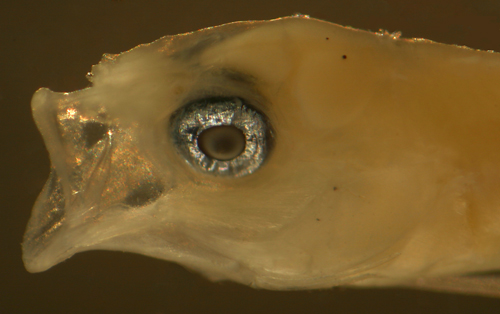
[23, 16, 450, 289]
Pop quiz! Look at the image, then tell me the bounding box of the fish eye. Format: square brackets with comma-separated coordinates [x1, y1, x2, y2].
[170, 97, 271, 177]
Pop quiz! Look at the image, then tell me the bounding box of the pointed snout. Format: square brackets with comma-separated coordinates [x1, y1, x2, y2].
[23, 88, 167, 272]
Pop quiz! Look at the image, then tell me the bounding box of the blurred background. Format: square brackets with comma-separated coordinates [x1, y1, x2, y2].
[2, 0, 500, 313]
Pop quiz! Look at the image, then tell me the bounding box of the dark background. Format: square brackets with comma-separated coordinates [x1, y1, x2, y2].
[2, 0, 500, 313]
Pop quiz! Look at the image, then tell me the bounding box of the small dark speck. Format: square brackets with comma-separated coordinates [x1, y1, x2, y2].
[316, 218, 321, 221]
[326, 37, 329, 40]
[333, 186, 338, 191]
[342, 55, 347, 59]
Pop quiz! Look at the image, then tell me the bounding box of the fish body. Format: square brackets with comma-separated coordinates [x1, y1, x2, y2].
[23, 16, 500, 296]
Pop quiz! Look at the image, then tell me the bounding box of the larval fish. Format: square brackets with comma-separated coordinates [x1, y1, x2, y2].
[22, 15, 500, 297]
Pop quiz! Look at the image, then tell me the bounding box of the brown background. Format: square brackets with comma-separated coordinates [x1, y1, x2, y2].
[2, 0, 500, 313]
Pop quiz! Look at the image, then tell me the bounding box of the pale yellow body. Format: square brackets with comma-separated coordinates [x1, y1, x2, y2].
[23, 16, 500, 296]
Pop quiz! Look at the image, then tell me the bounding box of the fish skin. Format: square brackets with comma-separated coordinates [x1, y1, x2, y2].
[22, 16, 500, 296]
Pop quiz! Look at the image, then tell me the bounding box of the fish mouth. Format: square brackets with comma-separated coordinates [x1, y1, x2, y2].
[21, 169, 166, 273]
[22, 88, 168, 272]
[21, 165, 243, 280]
[21, 170, 166, 273]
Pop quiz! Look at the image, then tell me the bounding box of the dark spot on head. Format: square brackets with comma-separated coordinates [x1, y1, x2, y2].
[342, 55, 347, 59]
[83, 122, 108, 148]
[215, 68, 257, 85]
[124, 182, 165, 207]
[326, 37, 329, 40]
[171, 33, 225, 61]
[316, 218, 321, 221]
[333, 186, 338, 191]
[171, 24, 254, 62]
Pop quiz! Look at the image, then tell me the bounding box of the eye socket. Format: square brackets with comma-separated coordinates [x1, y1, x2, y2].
[170, 97, 271, 177]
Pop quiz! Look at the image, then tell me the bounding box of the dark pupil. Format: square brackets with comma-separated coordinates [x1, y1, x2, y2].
[197, 125, 246, 161]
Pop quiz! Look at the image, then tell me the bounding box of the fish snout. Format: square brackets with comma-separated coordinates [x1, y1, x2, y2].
[23, 88, 167, 272]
